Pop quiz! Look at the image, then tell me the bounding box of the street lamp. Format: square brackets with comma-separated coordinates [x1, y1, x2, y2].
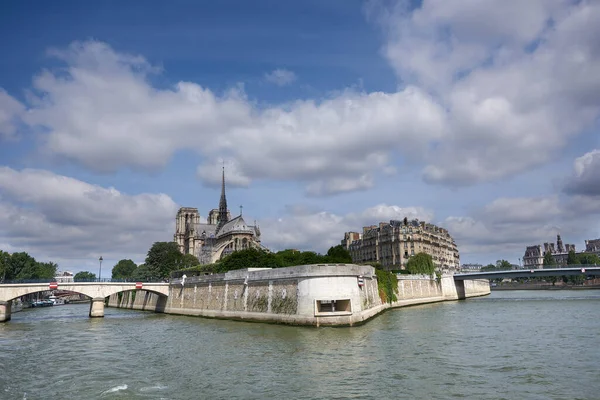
[98, 256, 103, 282]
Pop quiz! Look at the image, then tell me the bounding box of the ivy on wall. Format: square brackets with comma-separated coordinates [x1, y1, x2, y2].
[375, 269, 398, 304]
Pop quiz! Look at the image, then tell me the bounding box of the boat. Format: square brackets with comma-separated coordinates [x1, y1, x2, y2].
[48, 295, 66, 306]
[31, 299, 54, 307]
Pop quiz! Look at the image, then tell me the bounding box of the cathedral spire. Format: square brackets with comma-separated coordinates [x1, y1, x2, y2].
[217, 164, 229, 231]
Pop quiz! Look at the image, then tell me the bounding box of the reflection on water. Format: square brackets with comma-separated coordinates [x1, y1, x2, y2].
[1, 290, 599, 399]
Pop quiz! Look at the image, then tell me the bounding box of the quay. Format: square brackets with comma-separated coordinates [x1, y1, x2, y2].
[0, 264, 491, 325]
[106, 264, 490, 326]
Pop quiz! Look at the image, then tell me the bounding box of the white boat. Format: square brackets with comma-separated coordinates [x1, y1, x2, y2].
[48, 295, 66, 306]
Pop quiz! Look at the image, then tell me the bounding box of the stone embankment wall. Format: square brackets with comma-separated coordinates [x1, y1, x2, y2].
[107, 289, 167, 312]
[107, 264, 490, 326]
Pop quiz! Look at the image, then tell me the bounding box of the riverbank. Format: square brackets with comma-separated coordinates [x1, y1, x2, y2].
[107, 264, 490, 326]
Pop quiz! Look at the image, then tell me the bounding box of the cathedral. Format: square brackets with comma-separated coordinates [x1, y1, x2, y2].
[174, 168, 264, 264]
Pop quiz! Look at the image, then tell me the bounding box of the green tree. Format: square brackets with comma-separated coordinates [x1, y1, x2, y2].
[131, 263, 156, 281]
[567, 250, 579, 265]
[145, 241, 189, 279]
[480, 263, 497, 272]
[325, 245, 352, 263]
[9, 252, 38, 280]
[578, 253, 600, 265]
[35, 262, 58, 279]
[496, 260, 513, 270]
[406, 252, 436, 276]
[274, 249, 304, 267]
[74, 271, 96, 281]
[217, 248, 282, 272]
[181, 254, 200, 269]
[0, 251, 57, 281]
[299, 251, 325, 265]
[0, 250, 11, 282]
[111, 259, 137, 280]
[568, 275, 585, 285]
[543, 251, 556, 267]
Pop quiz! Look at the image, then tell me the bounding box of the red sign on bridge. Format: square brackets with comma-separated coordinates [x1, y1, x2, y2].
[135, 282, 143, 289]
[49, 282, 58, 290]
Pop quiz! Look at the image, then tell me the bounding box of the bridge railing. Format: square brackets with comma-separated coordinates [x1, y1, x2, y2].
[0, 278, 169, 284]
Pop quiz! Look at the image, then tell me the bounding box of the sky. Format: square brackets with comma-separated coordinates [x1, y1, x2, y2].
[1, 0, 599, 275]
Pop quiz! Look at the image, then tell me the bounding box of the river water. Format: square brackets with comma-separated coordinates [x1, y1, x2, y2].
[1, 290, 599, 399]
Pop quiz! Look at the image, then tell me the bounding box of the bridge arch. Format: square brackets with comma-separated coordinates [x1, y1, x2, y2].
[0, 282, 169, 322]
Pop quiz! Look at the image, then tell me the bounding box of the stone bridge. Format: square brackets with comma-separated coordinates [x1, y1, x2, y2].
[454, 266, 600, 281]
[0, 282, 169, 322]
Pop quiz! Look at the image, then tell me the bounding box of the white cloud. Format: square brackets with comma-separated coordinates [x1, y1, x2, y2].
[564, 149, 600, 196]
[261, 203, 433, 252]
[264, 68, 297, 86]
[444, 190, 600, 258]
[371, 0, 600, 185]
[15, 40, 447, 195]
[0, 89, 25, 138]
[196, 159, 251, 188]
[0, 168, 178, 271]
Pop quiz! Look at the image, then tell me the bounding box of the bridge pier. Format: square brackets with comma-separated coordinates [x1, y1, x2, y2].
[89, 297, 105, 318]
[0, 300, 11, 322]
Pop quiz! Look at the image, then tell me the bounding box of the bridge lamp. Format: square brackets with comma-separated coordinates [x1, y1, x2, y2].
[98, 256, 103, 281]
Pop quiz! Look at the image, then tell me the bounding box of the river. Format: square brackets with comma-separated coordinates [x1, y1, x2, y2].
[1, 290, 599, 399]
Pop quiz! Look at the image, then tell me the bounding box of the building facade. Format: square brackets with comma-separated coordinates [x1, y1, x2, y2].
[342, 218, 460, 272]
[174, 168, 265, 264]
[461, 263, 483, 273]
[584, 238, 600, 257]
[523, 235, 575, 268]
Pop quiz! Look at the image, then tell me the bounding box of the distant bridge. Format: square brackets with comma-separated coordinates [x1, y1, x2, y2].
[454, 265, 600, 281]
[0, 281, 169, 322]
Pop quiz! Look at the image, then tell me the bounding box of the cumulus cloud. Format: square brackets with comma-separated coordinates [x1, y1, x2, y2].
[444, 192, 600, 259]
[264, 68, 297, 86]
[196, 159, 252, 188]
[261, 203, 434, 252]
[0, 89, 25, 138]
[370, 0, 600, 185]
[16, 40, 449, 195]
[0, 168, 178, 271]
[564, 149, 600, 197]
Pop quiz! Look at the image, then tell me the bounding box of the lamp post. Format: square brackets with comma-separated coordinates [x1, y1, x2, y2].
[98, 256, 103, 282]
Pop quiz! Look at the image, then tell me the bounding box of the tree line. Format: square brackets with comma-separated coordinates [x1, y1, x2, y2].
[544, 250, 600, 267]
[0, 250, 57, 282]
[172, 244, 353, 277]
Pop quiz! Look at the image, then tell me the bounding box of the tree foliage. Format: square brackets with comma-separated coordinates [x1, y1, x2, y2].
[577, 253, 600, 265]
[406, 252, 436, 276]
[111, 259, 137, 280]
[543, 251, 556, 267]
[567, 250, 579, 265]
[144, 242, 199, 279]
[325, 245, 352, 263]
[74, 271, 96, 281]
[480, 263, 497, 272]
[171, 245, 355, 277]
[0, 250, 57, 281]
[131, 263, 155, 281]
[496, 260, 513, 270]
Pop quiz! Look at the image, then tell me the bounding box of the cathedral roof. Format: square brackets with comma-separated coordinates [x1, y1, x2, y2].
[216, 215, 258, 237]
[194, 223, 217, 238]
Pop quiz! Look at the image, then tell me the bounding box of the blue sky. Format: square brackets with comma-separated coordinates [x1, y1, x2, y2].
[1, 0, 599, 274]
